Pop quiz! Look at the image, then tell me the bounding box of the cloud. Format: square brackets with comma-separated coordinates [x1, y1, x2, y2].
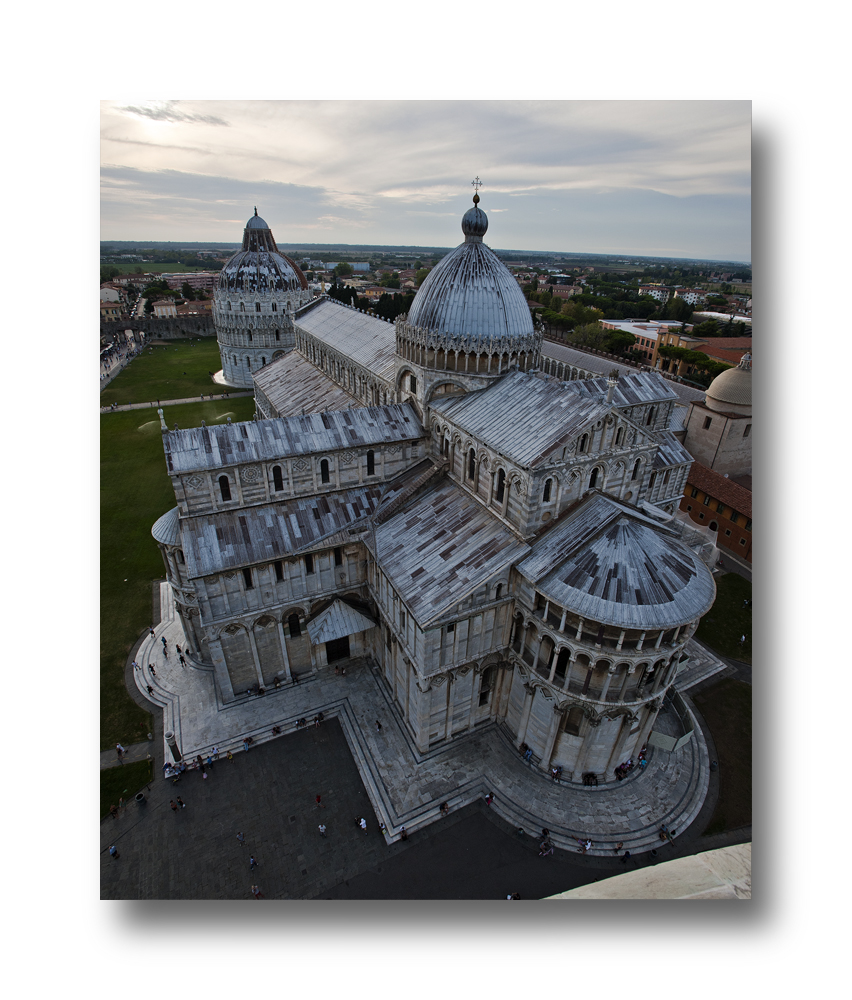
[118, 101, 229, 126]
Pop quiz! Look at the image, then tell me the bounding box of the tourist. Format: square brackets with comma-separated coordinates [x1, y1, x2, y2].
[237, 832, 245, 847]
[359, 817, 368, 835]
[400, 827, 408, 841]
[316, 795, 325, 809]
[177, 798, 185, 809]
[440, 802, 449, 817]
[251, 885, 264, 899]
[109, 845, 120, 860]
[249, 856, 259, 870]
[170, 800, 178, 813]
[318, 824, 327, 837]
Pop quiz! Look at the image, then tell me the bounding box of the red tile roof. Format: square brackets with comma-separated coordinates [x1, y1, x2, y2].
[686, 462, 751, 518]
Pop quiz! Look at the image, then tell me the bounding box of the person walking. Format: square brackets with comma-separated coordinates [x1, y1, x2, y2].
[109, 845, 120, 860]
[251, 885, 264, 899]
[149, 664, 156, 676]
[236, 832, 245, 847]
[146, 684, 154, 695]
[179, 655, 186, 667]
[149, 627, 156, 637]
[359, 817, 368, 835]
[177, 797, 185, 809]
[318, 824, 327, 838]
[375, 720, 382, 732]
[227, 750, 234, 762]
[115, 744, 125, 765]
[109, 805, 118, 820]
[212, 746, 219, 760]
[316, 794, 325, 809]
[170, 800, 179, 813]
[161, 636, 167, 647]
[249, 856, 259, 871]
[620, 850, 632, 865]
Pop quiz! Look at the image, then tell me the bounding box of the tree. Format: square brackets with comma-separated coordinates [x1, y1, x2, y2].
[415, 268, 431, 286]
[101, 265, 120, 283]
[181, 281, 197, 301]
[143, 298, 154, 314]
[663, 297, 694, 323]
[334, 262, 353, 278]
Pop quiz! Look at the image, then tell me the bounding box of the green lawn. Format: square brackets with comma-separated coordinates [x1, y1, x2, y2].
[101, 760, 154, 817]
[100, 338, 231, 406]
[104, 261, 225, 275]
[693, 678, 752, 835]
[695, 572, 752, 663]
[101, 397, 257, 749]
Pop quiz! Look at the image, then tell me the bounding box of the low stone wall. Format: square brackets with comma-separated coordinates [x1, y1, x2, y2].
[100, 316, 216, 340]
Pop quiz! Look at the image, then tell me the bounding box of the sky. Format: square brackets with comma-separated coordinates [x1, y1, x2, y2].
[101, 100, 751, 262]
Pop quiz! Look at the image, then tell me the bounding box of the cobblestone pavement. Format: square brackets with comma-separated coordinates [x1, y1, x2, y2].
[101, 718, 737, 900]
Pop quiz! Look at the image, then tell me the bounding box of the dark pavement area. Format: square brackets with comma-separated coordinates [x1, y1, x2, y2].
[101, 716, 745, 900]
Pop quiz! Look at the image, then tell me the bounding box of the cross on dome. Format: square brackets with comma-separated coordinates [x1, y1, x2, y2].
[471, 176, 483, 205]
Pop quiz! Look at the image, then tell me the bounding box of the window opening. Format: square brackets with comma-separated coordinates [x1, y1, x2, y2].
[218, 476, 231, 501]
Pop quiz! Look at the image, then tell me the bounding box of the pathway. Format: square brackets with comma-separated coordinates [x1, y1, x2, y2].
[132, 584, 715, 857]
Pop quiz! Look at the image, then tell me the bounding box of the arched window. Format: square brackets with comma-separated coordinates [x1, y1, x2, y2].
[709, 521, 718, 531]
[468, 448, 476, 481]
[247, 332, 252, 342]
[261, 357, 266, 366]
[320, 459, 330, 484]
[495, 583, 503, 600]
[578, 434, 588, 453]
[646, 406, 655, 426]
[632, 460, 641, 481]
[272, 465, 284, 492]
[227, 302, 232, 311]
[543, 478, 553, 502]
[479, 666, 496, 706]
[589, 467, 599, 489]
[663, 469, 670, 485]
[218, 476, 231, 501]
[288, 614, 301, 638]
[649, 472, 657, 489]
[240, 302, 245, 312]
[232, 355, 237, 365]
[495, 468, 505, 503]
[177, 550, 184, 564]
[255, 302, 261, 312]
[275, 330, 280, 340]
[271, 303, 277, 312]
[366, 450, 375, 476]
[615, 427, 624, 446]
[246, 357, 251, 369]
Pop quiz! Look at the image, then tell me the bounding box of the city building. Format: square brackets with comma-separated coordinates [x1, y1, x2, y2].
[679, 462, 752, 564]
[599, 319, 703, 368]
[154, 195, 716, 785]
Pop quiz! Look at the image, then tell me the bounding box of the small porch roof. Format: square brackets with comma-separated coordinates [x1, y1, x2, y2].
[306, 600, 377, 645]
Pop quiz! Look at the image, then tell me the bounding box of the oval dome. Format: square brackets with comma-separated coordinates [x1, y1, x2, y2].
[407, 196, 534, 343]
[706, 353, 752, 410]
[217, 209, 308, 294]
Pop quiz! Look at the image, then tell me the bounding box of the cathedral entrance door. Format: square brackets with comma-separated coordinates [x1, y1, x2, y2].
[326, 636, 350, 663]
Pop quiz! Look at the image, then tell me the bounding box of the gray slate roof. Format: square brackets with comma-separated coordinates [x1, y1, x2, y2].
[294, 299, 397, 382]
[307, 600, 377, 644]
[254, 349, 360, 417]
[565, 370, 678, 407]
[540, 341, 706, 405]
[429, 370, 611, 468]
[517, 493, 716, 629]
[375, 478, 529, 625]
[164, 403, 422, 474]
[652, 430, 694, 469]
[151, 506, 181, 546]
[180, 485, 385, 579]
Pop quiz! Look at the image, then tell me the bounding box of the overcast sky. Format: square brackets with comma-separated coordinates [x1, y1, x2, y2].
[101, 100, 750, 262]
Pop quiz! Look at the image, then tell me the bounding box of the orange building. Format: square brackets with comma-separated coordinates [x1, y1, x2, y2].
[679, 462, 751, 564]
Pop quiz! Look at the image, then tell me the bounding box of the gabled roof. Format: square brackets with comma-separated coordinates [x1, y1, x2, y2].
[429, 370, 611, 468]
[164, 403, 423, 474]
[180, 485, 386, 579]
[565, 370, 678, 407]
[294, 298, 397, 382]
[307, 600, 377, 644]
[517, 493, 715, 629]
[253, 349, 360, 418]
[652, 430, 694, 469]
[375, 478, 529, 626]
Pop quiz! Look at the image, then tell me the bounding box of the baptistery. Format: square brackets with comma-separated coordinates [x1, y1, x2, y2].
[213, 209, 313, 388]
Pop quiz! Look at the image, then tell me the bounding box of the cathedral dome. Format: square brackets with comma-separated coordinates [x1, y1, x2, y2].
[217, 209, 308, 294]
[705, 352, 752, 413]
[406, 194, 535, 345]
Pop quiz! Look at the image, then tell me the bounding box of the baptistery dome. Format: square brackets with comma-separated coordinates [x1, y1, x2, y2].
[705, 352, 752, 414]
[406, 195, 535, 345]
[217, 208, 309, 294]
[213, 208, 314, 388]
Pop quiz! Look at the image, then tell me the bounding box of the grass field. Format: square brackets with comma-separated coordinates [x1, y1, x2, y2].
[101, 760, 154, 817]
[695, 572, 752, 663]
[693, 678, 752, 835]
[99, 339, 230, 406]
[101, 396, 256, 749]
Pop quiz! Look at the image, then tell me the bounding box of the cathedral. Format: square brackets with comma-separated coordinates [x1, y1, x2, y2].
[152, 194, 716, 783]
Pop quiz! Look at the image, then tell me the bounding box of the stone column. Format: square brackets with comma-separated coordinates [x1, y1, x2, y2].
[517, 683, 536, 746]
[443, 676, 453, 742]
[599, 664, 618, 702]
[246, 629, 266, 688]
[467, 670, 480, 731]
[165, 730, 183, 762]
[541, 704, 564, 768]
[415, 677, 432, 753]
[633, 703, 659, 755]
[276, 621, 292, 681]
[207, 636, 235, 703]
[617, 664, 635, 701]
